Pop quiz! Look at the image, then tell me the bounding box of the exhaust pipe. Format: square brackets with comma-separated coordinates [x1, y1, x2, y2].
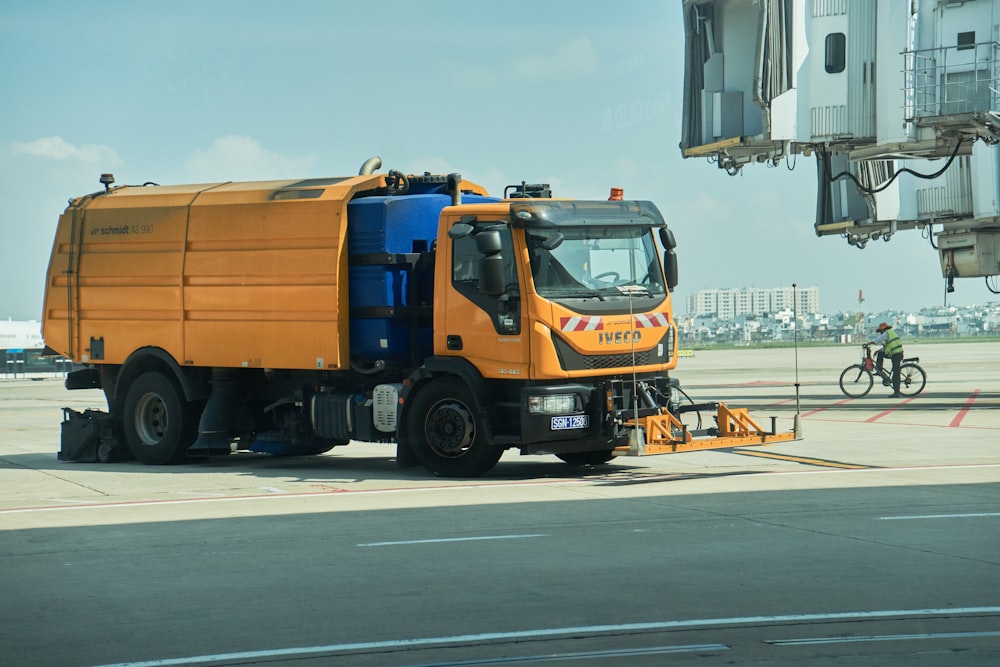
[447, 172, 462, 206]
[359, 156, 382, 175]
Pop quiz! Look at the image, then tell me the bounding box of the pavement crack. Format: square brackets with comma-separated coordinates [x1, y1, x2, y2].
[0, 456, 110, 497]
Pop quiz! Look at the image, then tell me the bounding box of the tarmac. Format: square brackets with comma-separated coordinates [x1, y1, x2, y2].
[1, 341, 998, 667]
[0, 340, 997, 525]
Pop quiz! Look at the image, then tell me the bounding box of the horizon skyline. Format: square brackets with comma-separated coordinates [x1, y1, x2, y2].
[6, 293, 998, 327]
[682, 283, 999, 317]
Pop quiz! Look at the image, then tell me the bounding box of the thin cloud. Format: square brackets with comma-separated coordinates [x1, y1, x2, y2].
[509, 37, 598, 81]
[186, 135, 317, 181]
[12, 136, 121, 164]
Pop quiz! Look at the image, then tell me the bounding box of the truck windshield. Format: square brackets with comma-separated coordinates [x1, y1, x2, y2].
[526, 227, 665, 299]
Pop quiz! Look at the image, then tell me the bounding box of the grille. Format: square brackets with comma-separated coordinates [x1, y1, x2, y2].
[581, 350, 654, 370]
[552, 332, 671, 372]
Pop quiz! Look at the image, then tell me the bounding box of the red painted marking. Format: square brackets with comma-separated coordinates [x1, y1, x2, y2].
[767, 398, 797, 406]
[804, 397, 855, 417]
[865, 396, 916, 422]
[950, 389, 981, 428]
[804, 416, 999, 430]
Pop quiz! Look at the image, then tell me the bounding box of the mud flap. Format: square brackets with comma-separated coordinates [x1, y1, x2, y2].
[58, 408, 132, 463]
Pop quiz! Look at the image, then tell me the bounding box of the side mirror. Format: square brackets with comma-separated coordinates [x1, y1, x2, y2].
[479, 255, 505, 296]
[475, 229, 505, 297]
[475, 229, 502, 254]
[448, 222, 474, 240]
[664, 250, 678, 291]
[541, 232, 564, 251]
[659, 226, 676, 250]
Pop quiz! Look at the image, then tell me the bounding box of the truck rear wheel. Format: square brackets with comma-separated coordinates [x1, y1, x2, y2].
[407, 378, 503, 477]
[123, 372, 199, 464]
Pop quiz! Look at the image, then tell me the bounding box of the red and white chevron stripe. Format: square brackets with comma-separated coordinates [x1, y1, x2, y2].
[559, 316, 604, 332]
[633, 312, 670, 328]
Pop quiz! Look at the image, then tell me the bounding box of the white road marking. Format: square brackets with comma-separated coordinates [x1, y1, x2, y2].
[879, 512, 1000, 520]
[0, 480, 585, 515]
[89, 606, 1000, 667]
[767, 630, 1000, 646]
[4, 462, 999, 516]
[358, 534, 547, 547]
[398, 643, 730, 665]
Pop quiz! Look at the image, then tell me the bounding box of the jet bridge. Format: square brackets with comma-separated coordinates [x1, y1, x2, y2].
[679, 0, 999, 289]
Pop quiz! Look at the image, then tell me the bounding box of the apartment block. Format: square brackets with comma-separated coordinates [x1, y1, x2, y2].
[686, 286, 820, 319]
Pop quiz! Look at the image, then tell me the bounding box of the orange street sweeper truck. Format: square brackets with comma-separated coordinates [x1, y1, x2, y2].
[43, 158, 795, 476]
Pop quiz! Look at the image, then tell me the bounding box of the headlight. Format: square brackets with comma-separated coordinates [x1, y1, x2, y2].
[527, 394, 577, 414]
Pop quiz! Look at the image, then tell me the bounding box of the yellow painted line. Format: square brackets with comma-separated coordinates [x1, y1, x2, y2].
[729, 450, 871, 469]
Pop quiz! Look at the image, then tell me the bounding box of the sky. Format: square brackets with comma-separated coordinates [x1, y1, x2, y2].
[2, 0, 994, 323]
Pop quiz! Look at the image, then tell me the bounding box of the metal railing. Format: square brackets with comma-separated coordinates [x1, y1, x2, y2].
[904, 41, 999, 121]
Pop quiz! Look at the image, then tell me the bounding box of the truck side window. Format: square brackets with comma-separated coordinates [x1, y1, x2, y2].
[452, 234, 479, 284]
[451, 223, 520, 334]
[452, 224, 516, 291]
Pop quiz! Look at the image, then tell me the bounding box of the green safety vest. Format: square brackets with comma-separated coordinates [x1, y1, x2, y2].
[884, 329, 903, 357]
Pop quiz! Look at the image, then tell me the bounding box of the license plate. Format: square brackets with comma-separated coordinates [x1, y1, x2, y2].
[551, 415, 589, 430]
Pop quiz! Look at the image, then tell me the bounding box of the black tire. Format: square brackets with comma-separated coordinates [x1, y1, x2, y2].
[406, 377, 503, 477]
[556, 450, 616, 466]
[122, 371, 200, 464]
[899, 363, 927, 396]
[839, 364, 873, 398]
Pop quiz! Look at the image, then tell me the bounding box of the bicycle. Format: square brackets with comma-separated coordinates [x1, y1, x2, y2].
[838, 343, 926, 398]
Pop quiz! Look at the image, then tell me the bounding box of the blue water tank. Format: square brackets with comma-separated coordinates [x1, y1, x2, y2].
[346, 192, 495, 363]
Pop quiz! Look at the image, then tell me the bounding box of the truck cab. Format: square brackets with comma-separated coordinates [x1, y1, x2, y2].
[398, 196, 680, 475]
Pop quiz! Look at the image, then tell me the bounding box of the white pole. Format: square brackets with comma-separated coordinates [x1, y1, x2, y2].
[792, 283, 803, 439]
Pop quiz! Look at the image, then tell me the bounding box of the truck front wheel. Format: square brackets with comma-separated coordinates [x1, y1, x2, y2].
[123, 372, 199, 464]
[407, 378, 503, 477]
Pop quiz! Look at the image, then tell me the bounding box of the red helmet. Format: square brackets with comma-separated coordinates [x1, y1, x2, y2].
[877, 322, 891, 332]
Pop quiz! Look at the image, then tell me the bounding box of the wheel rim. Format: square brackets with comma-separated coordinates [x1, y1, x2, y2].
[840, 365, 872, 397]
[424, 399, 475, 459]
[134, 392, 168, 446]
[899, 365, 925, 396]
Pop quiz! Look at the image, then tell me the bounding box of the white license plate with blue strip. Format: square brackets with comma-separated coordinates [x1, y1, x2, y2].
[551, 415, 589, 430]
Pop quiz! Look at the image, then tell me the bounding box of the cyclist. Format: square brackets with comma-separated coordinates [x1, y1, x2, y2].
[871, 322, 904, 398]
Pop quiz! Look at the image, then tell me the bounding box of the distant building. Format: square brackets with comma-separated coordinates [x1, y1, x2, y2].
[679, 301, 999, 345]
[686, 287, 819, 320]
[0, 319, 43, 350]
[0, 319, 70, 377]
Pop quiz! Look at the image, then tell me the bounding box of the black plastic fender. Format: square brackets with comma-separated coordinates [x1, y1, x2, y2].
[397, 357, 496, 465]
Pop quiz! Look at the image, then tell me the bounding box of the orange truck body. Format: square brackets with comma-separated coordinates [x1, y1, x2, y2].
[44, 164, 794, 476]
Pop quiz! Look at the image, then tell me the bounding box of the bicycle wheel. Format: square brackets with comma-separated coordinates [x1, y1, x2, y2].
[898, 363, 926, 396]
[839, 364, 873, 398]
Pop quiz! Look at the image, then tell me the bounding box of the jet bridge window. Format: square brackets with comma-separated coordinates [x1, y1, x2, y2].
[957, 31, 975, 51]
[825, 33, 846, 74]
